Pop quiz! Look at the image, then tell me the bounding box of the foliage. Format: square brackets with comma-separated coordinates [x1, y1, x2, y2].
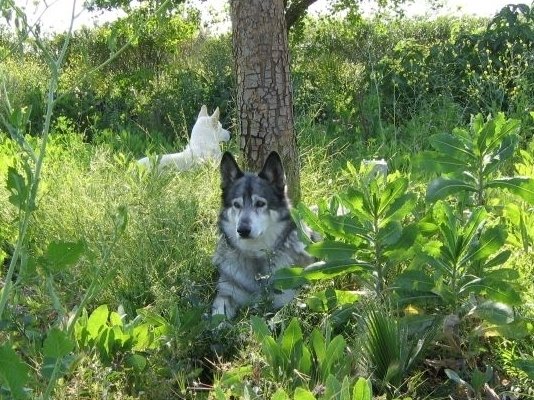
[418, 112, 534, 206]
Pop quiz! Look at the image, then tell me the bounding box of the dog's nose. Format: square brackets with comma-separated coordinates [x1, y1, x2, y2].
[237, 226, 251, 238]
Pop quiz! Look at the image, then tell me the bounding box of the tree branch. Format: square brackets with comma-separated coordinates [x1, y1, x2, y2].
[285, 0, 319, 29]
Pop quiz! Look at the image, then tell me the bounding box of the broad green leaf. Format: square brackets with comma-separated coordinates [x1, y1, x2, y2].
[310, 329, 326, 367]
[382, 193, 417, 224]
[0, 344, 29, 400]
[307, 241, 358, 261]
[251, 316, 271, 342]
[466, 279, 521, 305]
[430, 133, 475, 163]
[132, 324, 152, 351]
[486, 176, 534, 204]
[6, 166, 30, 210]
[378, 177, 409, 217]
[414, 151, 466, 174]
[426, 178, 476, 203]
[393, 270, 435, 293]
[125, 354, 147, 372]
[352, 377, 372, 400]
[341, 188, 372, 220]
[272, 388, 290, 400]
[463, 225, 506, 263]
[484, 114, 520, 155]
[323, 374, 342, 400]
[43, 327, 75, 358]
[272, 267, 308, 290]
[512, 358, 534, 379]
[262, 336, 283, 372]
[383, 223, 419, 261]
[482, 250, 511, 270]
[87, 304, 109, 339]
[45, 240, 86, 273]
[483, 134, 518, 175]
[471, 301, 514, 325]
[293, 387, 316, 400]
[471, 367, 492, 393]
[281, 318, 303, 360]
[485, 266, 517, 280]
[303, 260, 373, 280]
[324, 335, 346, 378]
[377, 220, 402, 247]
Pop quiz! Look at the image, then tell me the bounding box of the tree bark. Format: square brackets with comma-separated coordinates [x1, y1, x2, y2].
[230, 0, 301, 203]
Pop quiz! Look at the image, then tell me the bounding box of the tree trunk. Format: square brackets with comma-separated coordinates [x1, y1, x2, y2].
[230, 0, 301, 203]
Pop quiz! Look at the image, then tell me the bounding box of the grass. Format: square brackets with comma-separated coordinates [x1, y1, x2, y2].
[1, 113, 534, 399]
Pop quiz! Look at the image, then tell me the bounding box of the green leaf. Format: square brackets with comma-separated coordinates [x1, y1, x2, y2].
[6, 167, 30, 210]
[483, 250, 512, 270]
[303, 260, 373, 280]
[87, 304, 109, 339]
[378, 177, 409, 217]
[471, 366, 493, 393]
[430, 133, 475, 163]
[45, 240, 85, 273]
[324, 374, 342, 400]
[465, 225, 507, 263]
[293, 387, 316, 400]
[272, 388, 290, 400]
[125, 354, 147, 372]
[486, 176, 534, 204]
[324, 335, 346, 378]
[352, 377, 372, 400]
[414, 151, 466, 174]
[393, 270, 435, 293]
[310, 329, 326, 366]
[281, 318, 303, 360]
[251, 316, 271, 342]
[382, 193, 417, 224]
[272, 267, 309, 290]
[377, 220, 402, 247]
[132, 324, 152, 351]
[426, 177, 476, 203]
[307, 241, 358, 261]
[471, 301, 514, 325]
[0, 344, 29, 399]
[512, 358, 534, 379]
[43, 327, 75, 358]
[467, 279, 521, 305]
[483, 134, 518, 175]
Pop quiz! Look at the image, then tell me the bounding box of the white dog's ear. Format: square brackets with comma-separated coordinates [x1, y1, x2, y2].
[198, 105, 208, 118]
[259, 151, 286, 193]
[220, 152, 243, 189]
[211, 107, 220, 122]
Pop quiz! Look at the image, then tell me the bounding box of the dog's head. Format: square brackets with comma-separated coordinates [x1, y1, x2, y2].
[191, 106, 230, 149]
[219, 152, 290, 252]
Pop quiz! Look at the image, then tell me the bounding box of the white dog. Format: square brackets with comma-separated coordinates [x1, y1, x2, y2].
[137, 105, 230, 171]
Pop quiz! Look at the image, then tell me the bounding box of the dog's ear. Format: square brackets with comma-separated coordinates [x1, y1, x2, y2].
[220, 152, 243, 189]
[211, 107, 220, 122]
[259, 151, 286, 193]
[198, 105, 208, 118]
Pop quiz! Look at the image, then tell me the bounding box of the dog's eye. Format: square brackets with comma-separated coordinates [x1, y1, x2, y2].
[255, 200, 266, 208]
[233, 201, 241, 209]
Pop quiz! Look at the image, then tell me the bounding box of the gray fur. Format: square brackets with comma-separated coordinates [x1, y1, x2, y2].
[212, 152, 314, 319]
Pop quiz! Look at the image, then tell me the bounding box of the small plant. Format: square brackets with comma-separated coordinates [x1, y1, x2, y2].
[361, 307, 433, 398]
[279, 165, 417, 298]
[418, 112, 534, 206]
[395, 201, 521, 317]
